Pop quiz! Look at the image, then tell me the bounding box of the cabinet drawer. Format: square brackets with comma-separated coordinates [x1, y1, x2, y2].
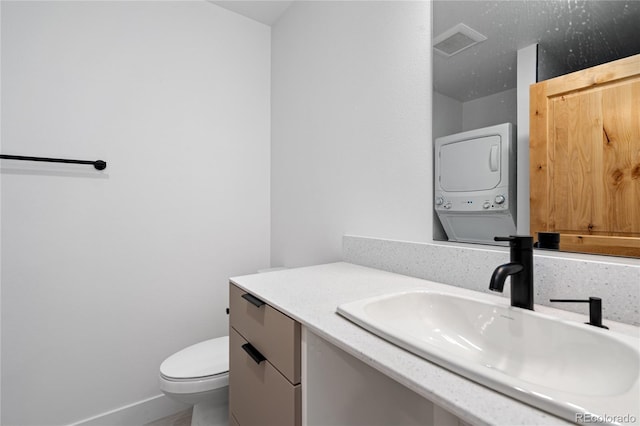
[229, 283, 300, 384]
[229, 328, 301, 426]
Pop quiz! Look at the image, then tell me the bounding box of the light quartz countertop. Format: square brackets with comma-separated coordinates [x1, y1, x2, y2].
[230, 262, 639, 426]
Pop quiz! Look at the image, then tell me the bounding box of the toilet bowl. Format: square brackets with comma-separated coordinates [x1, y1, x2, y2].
[159, 336, 229, 426]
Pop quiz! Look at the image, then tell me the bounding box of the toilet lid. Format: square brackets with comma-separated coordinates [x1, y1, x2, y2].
[160, 336, 229, 379]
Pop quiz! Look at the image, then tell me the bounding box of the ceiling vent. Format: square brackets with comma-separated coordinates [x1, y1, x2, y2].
[433, 23, 487, 57]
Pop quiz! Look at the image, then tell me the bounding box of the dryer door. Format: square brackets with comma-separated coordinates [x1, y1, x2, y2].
[438, 135, 502, 192]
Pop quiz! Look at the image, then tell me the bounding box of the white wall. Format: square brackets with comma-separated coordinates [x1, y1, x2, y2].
[516, 44, 538, 235]
[433, 92, 462, 140]
[1, 2, 270, 425]
[432, 91, 461, 241]
[462, 88, 517, 132]
[0, 3, 3, 420]
[271, 1, 432, 268]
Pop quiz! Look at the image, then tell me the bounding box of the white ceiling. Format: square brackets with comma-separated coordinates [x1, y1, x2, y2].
[208, 1, 640, 102]
[210, 0, 294, 26]
[434, 1, 640, 101]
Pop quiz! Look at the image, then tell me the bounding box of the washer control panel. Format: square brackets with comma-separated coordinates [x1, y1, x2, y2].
[434, 192, 509, 212]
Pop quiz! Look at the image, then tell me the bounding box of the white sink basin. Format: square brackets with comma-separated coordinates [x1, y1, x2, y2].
[337, 290, 640, 425]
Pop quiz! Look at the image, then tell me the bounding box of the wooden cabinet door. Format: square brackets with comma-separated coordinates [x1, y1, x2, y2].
[530, 54, 640, 257]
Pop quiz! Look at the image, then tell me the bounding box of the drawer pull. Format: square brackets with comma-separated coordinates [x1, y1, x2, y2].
[241, 293, 266, 308]
[241, 343, 267, 364]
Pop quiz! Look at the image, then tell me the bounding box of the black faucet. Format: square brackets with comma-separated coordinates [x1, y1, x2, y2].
[489, 236, 534, 310]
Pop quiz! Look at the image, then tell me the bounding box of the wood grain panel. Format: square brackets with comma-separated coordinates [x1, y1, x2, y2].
[529, 79, 550, 232]
[543, 54, 640, 96]
[602, 82, 640, 233]
[530, 54, 640, 257]
[560, 234, 640, 257]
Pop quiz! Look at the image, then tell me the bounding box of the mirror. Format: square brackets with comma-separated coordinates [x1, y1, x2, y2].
[432, 0, 640, 257]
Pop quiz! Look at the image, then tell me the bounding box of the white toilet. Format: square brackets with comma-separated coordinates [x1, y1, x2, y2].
[159, 336, 229, 426]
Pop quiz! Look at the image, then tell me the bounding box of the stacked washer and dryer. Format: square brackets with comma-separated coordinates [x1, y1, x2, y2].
[434, 123, 517, 245]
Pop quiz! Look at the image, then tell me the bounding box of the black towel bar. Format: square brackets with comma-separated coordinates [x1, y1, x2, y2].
[0, 154, 106, 170]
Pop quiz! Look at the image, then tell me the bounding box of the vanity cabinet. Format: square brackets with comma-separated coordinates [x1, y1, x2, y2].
[228, 283, 301, 426]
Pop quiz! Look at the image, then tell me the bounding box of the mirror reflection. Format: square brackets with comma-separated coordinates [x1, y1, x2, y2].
[432, 0, 640, 257]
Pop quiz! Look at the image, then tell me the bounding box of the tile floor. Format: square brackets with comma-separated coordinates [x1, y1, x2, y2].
[144, 408, 192, 426]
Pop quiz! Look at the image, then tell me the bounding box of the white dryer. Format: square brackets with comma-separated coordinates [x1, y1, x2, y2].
[434, 123, 517, 244]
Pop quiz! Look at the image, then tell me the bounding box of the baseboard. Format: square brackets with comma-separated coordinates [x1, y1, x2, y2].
[69, 394, 190, 426]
